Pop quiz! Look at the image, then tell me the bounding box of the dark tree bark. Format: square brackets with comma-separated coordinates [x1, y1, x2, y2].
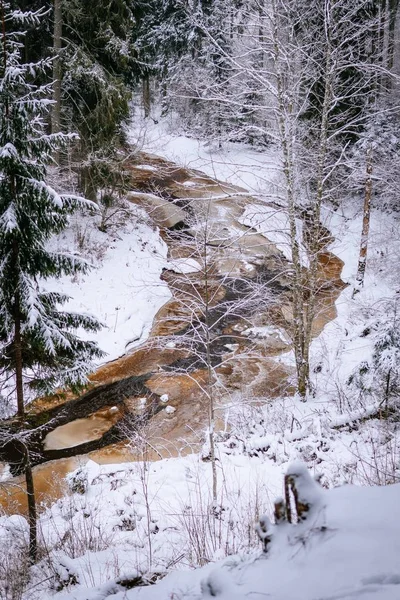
[52, 0, 62, 163]
[14, 300, 25, 418]
[388, 0, 400, 69]
[143, 75, 150, 117]
[12, 239, 24, 418]
[23, 444, 38, 563]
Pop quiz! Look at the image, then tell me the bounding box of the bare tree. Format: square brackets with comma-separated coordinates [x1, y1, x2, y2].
[178, 0, 386, 398]
[147, 189, 279, 504]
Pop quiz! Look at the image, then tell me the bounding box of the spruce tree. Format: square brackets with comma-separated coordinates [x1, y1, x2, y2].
[0, 2, 104, 419]
[60, 0, 135, 199]
[10, 1, 136, 199]
[133, 0, 204, 118]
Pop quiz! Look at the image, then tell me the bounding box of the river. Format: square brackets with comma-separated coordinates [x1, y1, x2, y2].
[0, 151, 346, 514]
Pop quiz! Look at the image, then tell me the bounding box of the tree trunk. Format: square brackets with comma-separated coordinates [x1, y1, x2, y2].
[160, 72, 168, 117]
[272, 0, 334, 399]
[52, 0, 62, 163]
[13, 239, 24, 418]
[298, 40, 333, 399]
[24, 444, 38, 563]
[203, 205, 218, 507]
[142, 75, 150, 118]
[272, 7, 308, 399]
[385, 369, 392, 406]
[388, 0, 400, 69]
[0, 0, 7, 73]
[14, 299, 25, 418]
[352, 145, 373, 297]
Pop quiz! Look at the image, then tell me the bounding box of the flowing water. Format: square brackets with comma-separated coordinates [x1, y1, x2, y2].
[0, 152, 346, 515]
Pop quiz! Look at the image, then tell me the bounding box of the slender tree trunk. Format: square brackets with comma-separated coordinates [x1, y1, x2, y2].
[52, 0, 62, 163]
[272, 7, 306, 398]
[0, 0, 7, 74]
[142, 75, 150, 118]
[378, 0, 388, 83]
[205, 329, 217, 506]
[388, 0, 400, 70]
[25, 449, 37, 564]
[272, 0, 334, 399]
[203, 211, 217, 507]
[160, 67, 168, 116]
[24, 445, 38, 563]
[14, 295, 25, 418]
[12, 237, 24, 418]
[352, 145, 373, 297]
[385, 369, 392, 406]
[299, 36, 333, 398]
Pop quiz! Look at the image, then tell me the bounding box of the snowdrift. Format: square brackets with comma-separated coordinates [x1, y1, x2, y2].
[50, 464, 400, 600]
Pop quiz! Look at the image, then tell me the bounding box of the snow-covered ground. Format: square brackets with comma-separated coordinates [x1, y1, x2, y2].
[1, 114, 399, 600]
[123, 471, 400, 600]
[131, 111, 282, 195]
[45, 202, 171, 361]
[3, 460, 400, 600]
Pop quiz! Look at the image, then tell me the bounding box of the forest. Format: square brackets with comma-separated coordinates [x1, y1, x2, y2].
[0, 1, 400, 599]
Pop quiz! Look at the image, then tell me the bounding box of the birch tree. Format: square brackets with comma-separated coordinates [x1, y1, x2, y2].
[181, 0, 384, 398]
[271, 0, 382, 396]
[352, 144, 373, 296]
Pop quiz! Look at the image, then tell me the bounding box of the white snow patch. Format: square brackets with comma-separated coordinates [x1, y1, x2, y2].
[43, 202, 170, 362]
[167, 257, 202, 274]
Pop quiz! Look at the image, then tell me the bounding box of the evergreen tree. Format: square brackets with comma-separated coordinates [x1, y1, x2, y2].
[132, 0, 201, 116]
[60, 0, 136, 199]
[372, 302, 400, 404]
[0, 2, 104, 418]
[199, 0, 236, 144]
[9, 1, 136, 199]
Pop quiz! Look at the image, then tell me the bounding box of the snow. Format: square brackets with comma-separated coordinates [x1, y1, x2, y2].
[31, 121, 397, 599]
[242, 325, 291, 343]
[0, 142, 18, 159]
[43, 202, 171, 361]
[16, 461, 400, 600]
[167, 257, 202, 274]
[132, 164, 157, 171]
[240, 203, 309, 265]
[130, 114, 282, 195]
[0, 202, 18, 232]
[309, 202, 400, 406]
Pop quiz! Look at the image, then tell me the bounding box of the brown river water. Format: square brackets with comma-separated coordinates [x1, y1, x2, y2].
[0, 152, 345, 515]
